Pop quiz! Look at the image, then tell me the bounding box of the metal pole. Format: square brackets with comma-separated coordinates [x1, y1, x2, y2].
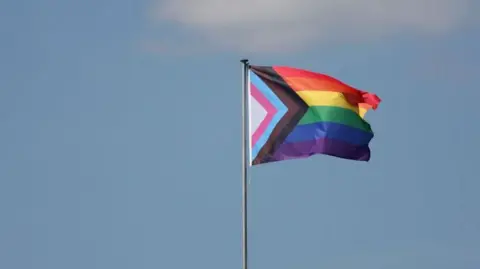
[240, 58, 249, 269]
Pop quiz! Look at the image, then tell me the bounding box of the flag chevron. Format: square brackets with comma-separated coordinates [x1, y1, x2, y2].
[248, 65, 381, 165]
[249, 66, 309, 165]
[249, 72, 288, 161]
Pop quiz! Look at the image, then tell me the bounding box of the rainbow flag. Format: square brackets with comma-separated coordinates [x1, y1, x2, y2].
[248, 65, 381, 165]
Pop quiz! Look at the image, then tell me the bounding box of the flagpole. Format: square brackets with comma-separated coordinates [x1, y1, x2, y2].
[240, 58, 249, 269]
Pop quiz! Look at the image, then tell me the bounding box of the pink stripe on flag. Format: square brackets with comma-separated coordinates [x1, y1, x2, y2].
[251, 83, 277, 147]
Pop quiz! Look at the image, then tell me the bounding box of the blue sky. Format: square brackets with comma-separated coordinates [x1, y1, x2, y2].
[1, 0, 480, 268]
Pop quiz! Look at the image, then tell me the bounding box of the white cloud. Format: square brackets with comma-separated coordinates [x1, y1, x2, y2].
[151, 0, 473, 52]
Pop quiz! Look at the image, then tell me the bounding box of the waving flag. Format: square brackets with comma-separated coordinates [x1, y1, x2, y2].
[248, 65, 381, 165]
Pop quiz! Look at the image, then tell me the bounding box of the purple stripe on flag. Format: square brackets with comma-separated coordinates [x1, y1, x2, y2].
[266, 138, 370, 163]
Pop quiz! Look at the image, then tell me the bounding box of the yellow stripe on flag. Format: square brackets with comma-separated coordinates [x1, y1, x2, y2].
[296, 91, 360, 113]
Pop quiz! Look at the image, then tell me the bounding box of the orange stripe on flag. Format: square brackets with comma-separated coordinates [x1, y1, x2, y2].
[282, 77, 359, 95]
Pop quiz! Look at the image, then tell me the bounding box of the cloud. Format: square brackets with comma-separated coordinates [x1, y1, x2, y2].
[151, 0, 473, 52]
